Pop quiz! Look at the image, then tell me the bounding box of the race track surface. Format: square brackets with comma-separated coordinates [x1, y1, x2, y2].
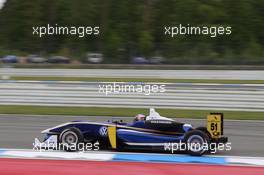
[1, 68, 264, 80]
[0, 114, 263, 157]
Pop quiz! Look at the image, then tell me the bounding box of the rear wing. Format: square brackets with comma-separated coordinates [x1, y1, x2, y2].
[207, 113, 224, 138]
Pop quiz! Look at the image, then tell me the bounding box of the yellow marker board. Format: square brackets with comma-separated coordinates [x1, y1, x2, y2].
[207, 114, 223, 138]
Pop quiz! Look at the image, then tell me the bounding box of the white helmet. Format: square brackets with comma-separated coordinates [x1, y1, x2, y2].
[134, 114, 145, 121]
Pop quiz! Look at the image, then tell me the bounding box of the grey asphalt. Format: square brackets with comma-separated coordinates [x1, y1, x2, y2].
[1, 68, 264, 80]
[0, 114, 263, 157]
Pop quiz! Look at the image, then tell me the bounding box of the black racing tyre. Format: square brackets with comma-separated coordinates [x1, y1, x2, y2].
[184, 129, 210, 156]
[195, 127, 212, 140]
[59, 128, 84, 152]
[195, 127, 218, 152]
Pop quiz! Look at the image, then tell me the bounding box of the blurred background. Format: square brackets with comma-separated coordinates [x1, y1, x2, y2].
[0, 0, 264, 159]
[0, 0, 264, 65]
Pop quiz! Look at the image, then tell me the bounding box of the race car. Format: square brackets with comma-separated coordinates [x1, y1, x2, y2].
[34, 108, 228, 156]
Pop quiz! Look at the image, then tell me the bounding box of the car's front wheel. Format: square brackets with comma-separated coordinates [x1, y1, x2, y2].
[59, 128, 83, 151]
[184, 130, 210, 156]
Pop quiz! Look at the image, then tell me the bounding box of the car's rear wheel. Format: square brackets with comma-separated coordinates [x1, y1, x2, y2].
[184, 130, 209, 156]
[59, 128, 83, 151]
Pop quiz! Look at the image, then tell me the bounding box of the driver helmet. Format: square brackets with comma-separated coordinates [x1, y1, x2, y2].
[134, 114, 145, 122]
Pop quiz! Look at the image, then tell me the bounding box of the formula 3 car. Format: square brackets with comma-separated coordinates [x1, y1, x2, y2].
[34, 108, 228, 156]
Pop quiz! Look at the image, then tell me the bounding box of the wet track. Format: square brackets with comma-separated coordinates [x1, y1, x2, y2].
[0, 114, 263, 157]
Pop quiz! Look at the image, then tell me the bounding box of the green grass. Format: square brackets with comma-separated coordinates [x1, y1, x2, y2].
[0, 105, 263, 120]
[9, 76, 264, 84]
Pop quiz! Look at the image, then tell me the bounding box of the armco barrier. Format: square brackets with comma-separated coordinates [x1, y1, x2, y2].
[1, 80, 264, 111]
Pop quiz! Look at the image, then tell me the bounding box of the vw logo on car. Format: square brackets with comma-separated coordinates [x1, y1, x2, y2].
[99, 126, 108, 136]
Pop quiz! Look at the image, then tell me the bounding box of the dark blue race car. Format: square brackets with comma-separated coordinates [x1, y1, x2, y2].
[35, 109, 228, 156]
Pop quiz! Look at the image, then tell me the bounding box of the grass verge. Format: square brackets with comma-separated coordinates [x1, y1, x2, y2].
[9, 76, 264, 84]
[0, 105, 263, 120]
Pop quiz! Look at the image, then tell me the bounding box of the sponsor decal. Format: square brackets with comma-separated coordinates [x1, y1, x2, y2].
[99, 126, 108, 136]
[150, 120, 172, 124]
